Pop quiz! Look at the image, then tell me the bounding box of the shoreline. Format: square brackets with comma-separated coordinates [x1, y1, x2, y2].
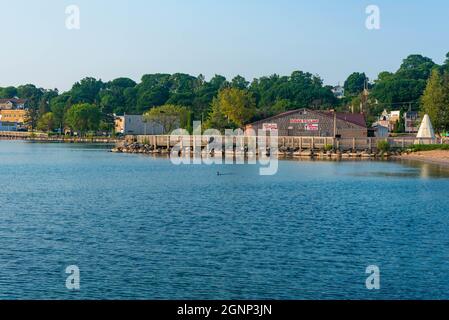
[3, 138, 449, 167]
[0, 136, 121, 144]
[394, 150, 449, 167]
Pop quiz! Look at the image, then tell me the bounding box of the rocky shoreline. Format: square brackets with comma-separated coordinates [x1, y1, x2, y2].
[111, 142, 404, 159]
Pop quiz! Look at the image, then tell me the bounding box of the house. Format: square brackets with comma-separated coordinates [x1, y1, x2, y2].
[404, 111, 420, 133]
[373, 109, 400, 132]
[0, 99, 28, 131]
[246, 108, 367, 139]
[371, 124, 389, 138]
[331, 85, 345, 99]
[0, 109, 27, 124]
[114, 115, 165, 135]
[0, 98, 27, 110]
[0, 121, 18, 132]
[389, 110, 401, 123]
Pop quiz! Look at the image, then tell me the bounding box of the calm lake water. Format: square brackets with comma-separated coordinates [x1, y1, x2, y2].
[1, 140, 449, 300]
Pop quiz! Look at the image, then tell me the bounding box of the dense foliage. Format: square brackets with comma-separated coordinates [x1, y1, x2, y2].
[1, 52, 448, 134]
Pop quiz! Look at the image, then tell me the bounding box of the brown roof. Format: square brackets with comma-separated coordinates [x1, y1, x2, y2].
[322, 111, 367, 128]
[0, 98, 27, 104]
[249, 108, 367, 128]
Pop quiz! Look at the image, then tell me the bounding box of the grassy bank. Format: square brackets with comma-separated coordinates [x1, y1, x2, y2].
[409, 144, 449, 152]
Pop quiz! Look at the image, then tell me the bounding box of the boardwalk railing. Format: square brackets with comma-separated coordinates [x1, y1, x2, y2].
[0, 131, 121, 143]
[129, 135, 449, 151]
[2, 131, 448, 150]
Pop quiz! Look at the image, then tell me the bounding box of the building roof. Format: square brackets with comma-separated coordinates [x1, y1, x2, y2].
[248, 108, 367, 128]
[0, 98, 27, 104]
[328, 111, 367, 128]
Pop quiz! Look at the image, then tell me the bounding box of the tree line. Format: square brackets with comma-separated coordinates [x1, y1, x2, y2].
[342, 53, 449, 132]
[1, 52, 448, 134]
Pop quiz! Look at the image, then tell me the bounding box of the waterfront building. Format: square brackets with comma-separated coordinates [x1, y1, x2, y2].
[0, 121, 18, 132]
[114, 115, 165, 135]
[0, 109, 27, 124]
[245, 108, 367, 138]
[371, 124, 389, 138]
[373, 109, 401, 132]
[404, 111, 420, 133]
[0, 99, 28, 131]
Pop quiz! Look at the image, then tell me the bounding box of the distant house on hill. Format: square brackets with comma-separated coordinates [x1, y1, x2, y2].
[331, 85, 345, 99]
[0, 98, 27, 110]
[246, 108, 367, 138]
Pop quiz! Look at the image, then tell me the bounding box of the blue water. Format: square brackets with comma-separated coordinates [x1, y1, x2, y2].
[1, 140, 449, 300]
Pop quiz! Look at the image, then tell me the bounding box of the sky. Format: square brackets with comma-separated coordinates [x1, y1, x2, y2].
[0, 0, 448, 92]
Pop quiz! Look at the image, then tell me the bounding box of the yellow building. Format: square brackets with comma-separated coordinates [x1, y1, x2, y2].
[0, 109, 27, 124]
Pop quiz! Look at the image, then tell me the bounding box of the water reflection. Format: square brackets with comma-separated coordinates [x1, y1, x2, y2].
[398, 159, 449, 179]
[349, 160, 449, 179]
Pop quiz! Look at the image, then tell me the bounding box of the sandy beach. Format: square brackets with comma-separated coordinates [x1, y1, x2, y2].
[399, 150, 449, 167]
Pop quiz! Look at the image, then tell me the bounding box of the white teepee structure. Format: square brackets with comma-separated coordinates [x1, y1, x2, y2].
[416, 114, 435, 139]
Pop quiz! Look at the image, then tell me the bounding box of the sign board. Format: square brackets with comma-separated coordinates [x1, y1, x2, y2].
[263, 123, 278, 131]
[290, 119, 319, 124]
[305, 124, 319, 131]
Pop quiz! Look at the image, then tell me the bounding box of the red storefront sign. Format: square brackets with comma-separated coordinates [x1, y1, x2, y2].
[290, 119, 319, 124]
[305, 124, 319, 131]
[263, 123, 278, 131]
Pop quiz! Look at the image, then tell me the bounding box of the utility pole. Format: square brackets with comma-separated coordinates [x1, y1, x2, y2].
[333, 111, 337, 137]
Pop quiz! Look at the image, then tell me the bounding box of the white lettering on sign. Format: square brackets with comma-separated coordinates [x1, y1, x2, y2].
[290, 119, 319, 124]
[305, 124, 319, 131]
[263, 123, 278, 131]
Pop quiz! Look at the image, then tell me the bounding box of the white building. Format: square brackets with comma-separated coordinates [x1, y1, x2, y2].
[331, 85, 345, 99]
[114, 115, 165, 135]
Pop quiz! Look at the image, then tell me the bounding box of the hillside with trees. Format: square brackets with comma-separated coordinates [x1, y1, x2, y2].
[1, 52, 448, 134]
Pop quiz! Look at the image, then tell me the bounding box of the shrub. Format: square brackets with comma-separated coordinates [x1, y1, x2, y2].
[324, 144, 334, 152]
[377, 140, 390, 153]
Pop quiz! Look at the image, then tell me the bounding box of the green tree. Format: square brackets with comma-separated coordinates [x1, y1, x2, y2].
[99, 77, 137, 115]
[421, 69, 449, 132]
[204, 98, 231, 132]
[344, 72, 368, 96]
[213, 88, 256, 127]
[50, 93, 71, 133]
[70, 77, 104, 104]
[17, 84, 44, 110]
[371, 54, 436, 105]
[24, 107, 39, 131]
[65, 103, 102, 135]
[231, 75, 249, 90]
[143, 104, 189, 134]
[0, 86, 18, 98]
[37, 112, 55, 132]
[39, 89, 59, 115]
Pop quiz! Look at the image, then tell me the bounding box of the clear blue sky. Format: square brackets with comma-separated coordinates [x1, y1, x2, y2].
[0, 0, 448, 91]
